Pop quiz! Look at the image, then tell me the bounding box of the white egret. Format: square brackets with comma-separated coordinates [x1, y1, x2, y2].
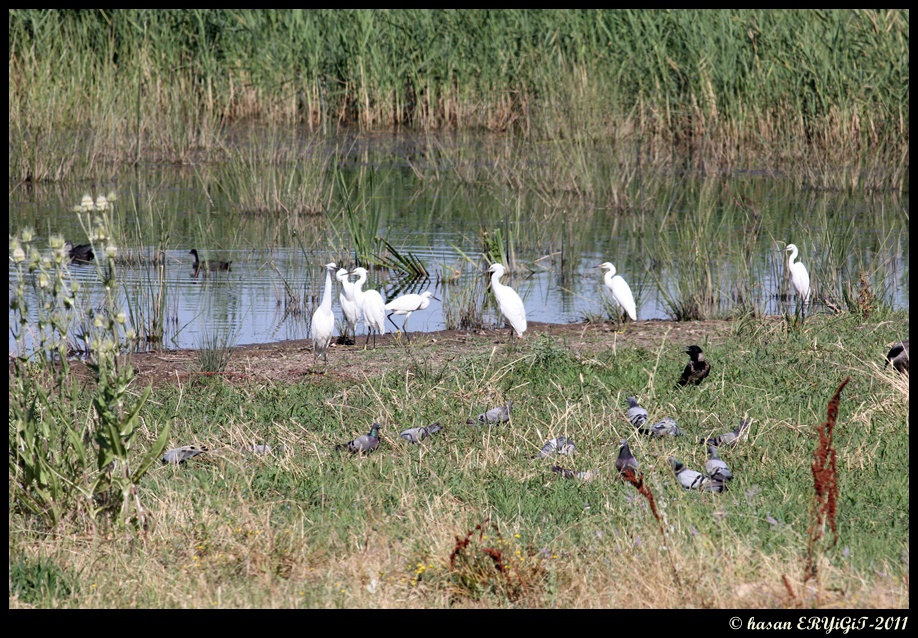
[336, 268, 360, 343]
[384, 290, 439, 343]
[598, 262, 636, 324]
[351, 267, 386, 349]
[310, 262, 337, 363]
[784, 244, 811, 306]
[487, 263, 527, 339]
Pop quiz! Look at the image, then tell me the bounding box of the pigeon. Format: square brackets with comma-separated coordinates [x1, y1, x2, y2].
[467, 401, 512, 425]
[534, 436, 576, 458]
[885, 339, 909, 374]
[669, 456, 725, 492]
[704, 445, 734, 482]
[639, 417, 683, 438]
[335, 423, 382, 454]
[626, 396, 649, 429]
[551, 465, 599, 482]
[162, 445, 209, 465]
[615, 440, 640, 475]
[701, 418, 750, 447]
[677, 345, 711, 386]
[399, 422, 443, 444]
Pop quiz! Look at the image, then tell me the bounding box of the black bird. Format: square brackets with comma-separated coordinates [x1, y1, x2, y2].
[677, 345, 711, 386]
[885, 339, 909, 374]
[64, 241, 94, 264]
[189, 249, 232, 274]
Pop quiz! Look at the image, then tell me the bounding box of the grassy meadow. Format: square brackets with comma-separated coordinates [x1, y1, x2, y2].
[9, 310, 909, 608]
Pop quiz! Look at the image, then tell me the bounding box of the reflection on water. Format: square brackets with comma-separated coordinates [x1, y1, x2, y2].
[8, 154, 910, 355]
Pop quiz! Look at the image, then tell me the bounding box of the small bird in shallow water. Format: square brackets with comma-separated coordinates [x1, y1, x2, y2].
[626, 396, 649, 429]
[638, 417, 683, 438]
[534, 436, 576, 458]
[162, 445, 209, 465]
[189, 249, 232, 273]
[668, 456, 726, 493]
[64, 241, 94, 264]
[704, 445, 734, 482]
[467, 401, 512, 425]
[335, 423, 382, 454]
[885, 339, 909, 374]
[399, 422, 443, 444]
[678, 345, 711, 386]
[551, 465, 599, 482]
[615, 440, 640, 475]
[701, 418, 750, 448]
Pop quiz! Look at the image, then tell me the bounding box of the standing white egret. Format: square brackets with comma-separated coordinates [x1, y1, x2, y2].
[351, 267, 386, 349]
[311, 262, 337, 363]
[384, 290, 439, 343]
[336, 268, 360, 343]
[598, 262, 637, 325]
[487, 263, 527, 339]
[784, 244, 811, 307]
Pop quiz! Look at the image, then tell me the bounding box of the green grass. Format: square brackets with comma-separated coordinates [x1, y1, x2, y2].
[9, 312, 909, 608]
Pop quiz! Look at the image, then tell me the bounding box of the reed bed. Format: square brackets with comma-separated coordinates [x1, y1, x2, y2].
[9, 10, 908, 191]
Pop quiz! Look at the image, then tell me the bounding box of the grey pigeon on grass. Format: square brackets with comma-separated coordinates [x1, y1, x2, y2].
[162, 445, 209, 465]
[335, 423, 382, 454]
[399, 422, 443, 444]
[626, 396, 649, 429]
[534, 436, 576, 458]
[704, 445, 734, 482]
[615, 440, 640, 475]
[467, 401, 512, 425]
[668, 456, 726, 493]
[701, 418, 750, 447]
[640, 417, 683, 438]
[551, 465, 599, 482]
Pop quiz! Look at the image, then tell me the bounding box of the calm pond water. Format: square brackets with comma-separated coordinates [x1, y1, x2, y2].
[8, 134, 910, 355]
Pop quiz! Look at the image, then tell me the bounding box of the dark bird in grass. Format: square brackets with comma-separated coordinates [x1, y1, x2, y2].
[399, 422, 443, 444]
[467, 401, 512, 425]
[189, 249, 232, 274]
[335, 423, 382, 454]
[64, 241, 94, 264]
[162, 445, 209, 465]
[677, 345, 711, 387]
[668, 456, 727, 493]
[534, 436, 576, 458]
[626, 396, 649, 429]
[704, 445, 734, 482]
[639, 417, 683, 438]
[885, 339, 909, 374]
[551, 465, 599, 482]
[701, 418, 750, 448]
[615, 440, 640, 475]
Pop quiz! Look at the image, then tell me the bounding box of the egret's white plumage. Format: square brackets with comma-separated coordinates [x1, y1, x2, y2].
[351, 267, 386, 349]
[384, 290, 439, 342]
[785, 244, 811, 305]
[599, 262, 637, 322]
[336, 268, 360, 341]
[487, 263, 527, 338]
[311, 262, 337, 363]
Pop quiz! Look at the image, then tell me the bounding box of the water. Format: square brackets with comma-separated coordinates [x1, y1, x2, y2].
[8, 137, 909, 355]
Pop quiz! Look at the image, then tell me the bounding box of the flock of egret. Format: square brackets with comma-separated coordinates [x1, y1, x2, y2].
[309, 243, 817, 361]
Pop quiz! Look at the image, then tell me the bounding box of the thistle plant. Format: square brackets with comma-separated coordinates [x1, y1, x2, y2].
[9, 195, 169, 530]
